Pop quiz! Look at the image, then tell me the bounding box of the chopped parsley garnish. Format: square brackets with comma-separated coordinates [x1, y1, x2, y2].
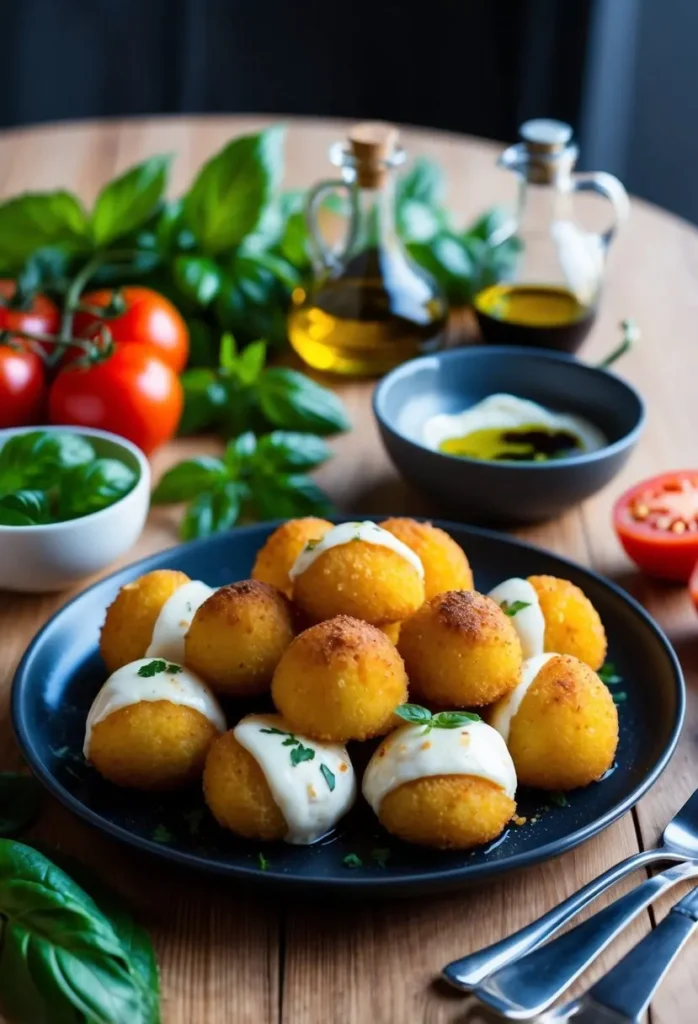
[305, 538, 321, 551]
[258, 852, 270, 871]
[500, 600, 531, 617]
[290, 744, 315, 766]
[138, 659, 182, 678]
[320, 763, 336, 792]
[598, 661, 623, 686]
[260, 725, 316, 767]
[343, 853, 363, 869]
[550, 792, 569, 807]
[394, 703, 481, 733]
[371, 848, 391, 868]
[152, 824, 174, 843]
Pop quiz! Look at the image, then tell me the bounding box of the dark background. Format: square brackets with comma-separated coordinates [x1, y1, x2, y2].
[0, 0, 693, 223]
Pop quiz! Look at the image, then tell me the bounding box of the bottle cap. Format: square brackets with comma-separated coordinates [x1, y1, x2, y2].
[348, 122, 400, 187]
[520, 119, 573, 153]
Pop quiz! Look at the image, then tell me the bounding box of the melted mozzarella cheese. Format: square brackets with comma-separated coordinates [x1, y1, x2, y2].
[488, 577, 545, 659]
[489, 653, 557, 743]
[234, 714, 356, 845]
[84, 659, 226, 758]
[289, 520, 424, 581]
[146, 580, 214, 664]
[362, 719, 517, 814]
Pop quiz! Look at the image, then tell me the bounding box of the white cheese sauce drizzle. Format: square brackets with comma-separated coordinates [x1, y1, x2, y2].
[362, 719, 517, 814]
[84, 659, 226, 758]
[489, 653, 558, 743]
[289, 521, 424, 581]
[487, 577, 545, 660]
[234, 714, 356, 845]
[146, 579, 214, 664]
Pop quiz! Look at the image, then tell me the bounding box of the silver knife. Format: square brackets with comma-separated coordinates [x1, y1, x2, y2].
[552, 885, 698, 1024]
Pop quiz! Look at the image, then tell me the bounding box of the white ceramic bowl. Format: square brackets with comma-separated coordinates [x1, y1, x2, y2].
[0, 425, 150, 592]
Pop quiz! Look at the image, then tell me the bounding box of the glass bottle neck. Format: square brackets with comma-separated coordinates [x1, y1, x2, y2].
[515, 174, 575, 230]
[348, 174, 399, 253]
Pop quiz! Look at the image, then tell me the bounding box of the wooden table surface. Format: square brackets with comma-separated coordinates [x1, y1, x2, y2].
[0, 115, 697, 1024]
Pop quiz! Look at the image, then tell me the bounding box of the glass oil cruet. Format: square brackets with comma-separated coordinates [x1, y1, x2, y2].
[288, 122, 448, 376]
[473, 119, 630, 353]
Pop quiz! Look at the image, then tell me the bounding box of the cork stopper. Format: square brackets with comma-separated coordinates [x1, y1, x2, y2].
[348, 122, 400, 188]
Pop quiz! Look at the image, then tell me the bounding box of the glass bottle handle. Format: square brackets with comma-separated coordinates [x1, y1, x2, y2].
[571, 171, 630, 248]
[306, 180, 359, 273]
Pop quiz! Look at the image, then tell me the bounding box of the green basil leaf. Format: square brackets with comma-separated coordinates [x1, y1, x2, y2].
[431, 711, 481, 729]
[153, 198, 187, 256]
[258, 367, 350, 435]
[251, 251, 301, 290]
[394, 703, 433, 725]
[0, 490, 50, 526]
[500, 599, 531, 617]
[183, 126, 285, 254]
[0, 840, 157, 1024]
[466, 206, 511, 243]
[57, 460, 137, 520]
[397, 157, 445, 206]
[250, 471, 333, 520]
[232, 431, 257, 461]
[180, 482, 241, 540]
[255, 431, 331, 471]
[219, 331, 237, 371]
[398, 200, 444, 243]
[173, 255, 222, 307]
[15, 247, 71, 298]
[0, 774, 40, 836]
[151, 456, 228, 504]
[0, 431, 95, 493]
[215, 255, 290, 348]
[178, 368, 228, 434]
[91, 155, 171, 247]
[236, 340, 267, 386]
[0, 192, 89, 264]
[408, 233, 477, 305]
[278, 209, 309, 269]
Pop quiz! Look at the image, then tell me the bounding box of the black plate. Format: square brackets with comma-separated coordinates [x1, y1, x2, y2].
[12, 520, 685, 895]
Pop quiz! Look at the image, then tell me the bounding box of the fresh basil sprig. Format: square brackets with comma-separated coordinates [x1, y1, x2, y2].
[152, 430, 334, 540]
[500, 599, 531, 617]
[0, 431, 137, 526]
[179, 332, 350, 438]
[0, 840, 160, 1024]
[394, 703, 481, 731]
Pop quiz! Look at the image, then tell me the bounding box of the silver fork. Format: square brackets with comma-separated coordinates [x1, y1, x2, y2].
[443, 788, 698, 992]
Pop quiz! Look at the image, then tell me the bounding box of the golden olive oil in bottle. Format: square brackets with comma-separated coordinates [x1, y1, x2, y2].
[473, 282, 596, 352]
[288, 123, 447, 376]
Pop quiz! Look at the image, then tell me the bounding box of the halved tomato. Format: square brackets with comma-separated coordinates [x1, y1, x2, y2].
[613, 471, 698, 581]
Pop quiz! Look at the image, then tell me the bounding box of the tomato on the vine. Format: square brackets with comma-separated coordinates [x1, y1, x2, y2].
[613, 470, 698, 581]
[73, 286, 189, 373]
[0, 280, 60, 339]
[48, 344, 183, 455]
[0, 343, 47, 428]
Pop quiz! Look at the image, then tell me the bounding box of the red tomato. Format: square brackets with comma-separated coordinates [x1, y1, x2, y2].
[0, 343, 47, 427]
[73, 287, 189, 373]
[613, 471, 698, 581]
[48, 344, 183, 455]
[689, 563, 698, 611]
[0, 280, 60, 339]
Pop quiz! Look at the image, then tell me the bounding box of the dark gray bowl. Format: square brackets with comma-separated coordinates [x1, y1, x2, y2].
[373, 346, 645, 523]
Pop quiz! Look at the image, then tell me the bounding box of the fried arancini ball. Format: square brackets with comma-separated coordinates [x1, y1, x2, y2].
[381, 518, 474, 599]
[272, 616, 408, 742]
[291, 533, 425, 627]
[398, 591, 523, 707]
[380, 776, 515, 850]
[185, 580, 295, 696]
[380, 622, 401, 644]
[89, 702, 221, 790]
[204, 713, 357, 843]
[252, 517, 333, 597]
[496, 654, 618, 790]
[204, 729, 287, 841]
[363, 719, 517, 849]
[527, 575, 607, 671]
[100, 569, 191, 673]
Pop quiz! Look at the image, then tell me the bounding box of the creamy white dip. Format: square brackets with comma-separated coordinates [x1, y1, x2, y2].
[146, 580, 214, 664]
[489, 653, 558, 743]
[488, 577, 545, 660]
